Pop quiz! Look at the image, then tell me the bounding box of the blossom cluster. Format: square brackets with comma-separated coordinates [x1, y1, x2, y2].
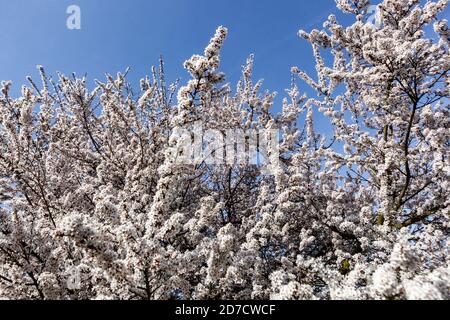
[0, 0, 448, 300]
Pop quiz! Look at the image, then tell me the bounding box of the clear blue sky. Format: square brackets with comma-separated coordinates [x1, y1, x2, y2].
[0, 0, 344, 96]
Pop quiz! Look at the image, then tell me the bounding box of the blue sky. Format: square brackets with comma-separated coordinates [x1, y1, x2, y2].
[0, 0, 344, 96]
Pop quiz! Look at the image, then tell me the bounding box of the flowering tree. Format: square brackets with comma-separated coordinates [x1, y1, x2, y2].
[0, 0, 448, 300]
